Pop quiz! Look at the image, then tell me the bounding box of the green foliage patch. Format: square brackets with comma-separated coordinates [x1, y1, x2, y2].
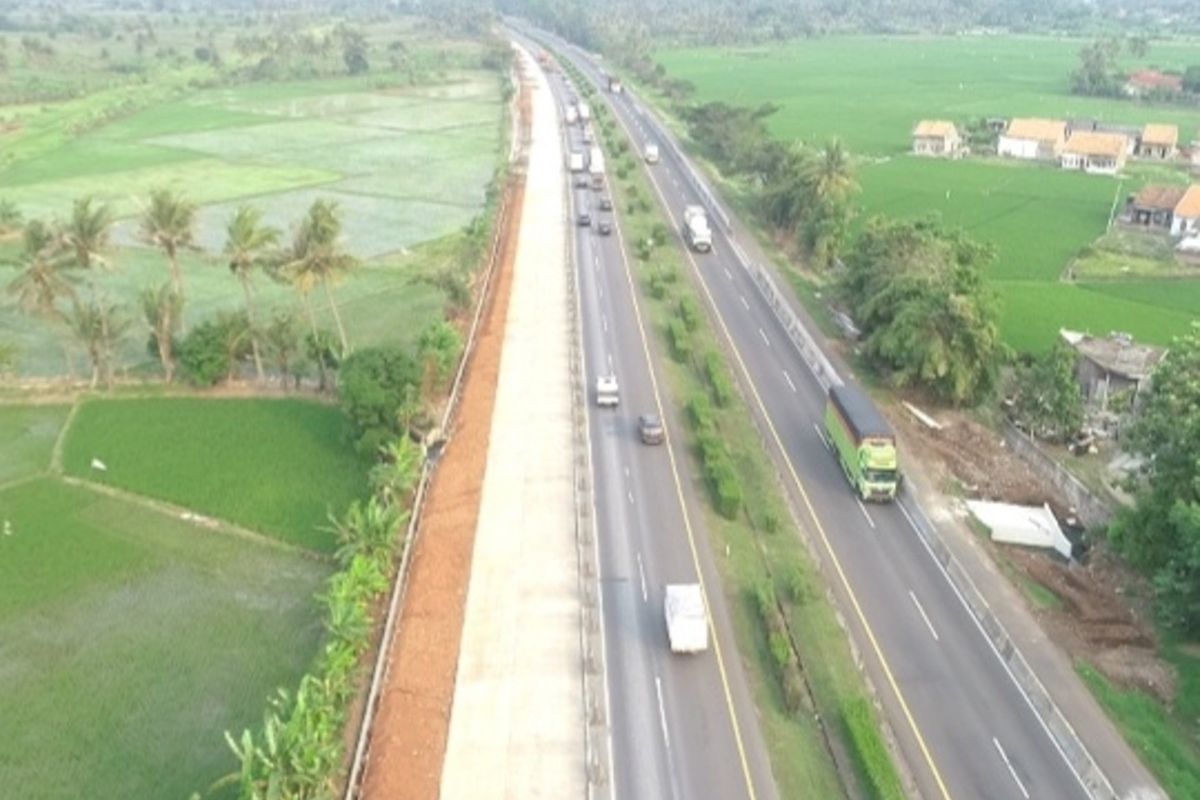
[0, 477, 328, 799]
[61, 398, 370, 552]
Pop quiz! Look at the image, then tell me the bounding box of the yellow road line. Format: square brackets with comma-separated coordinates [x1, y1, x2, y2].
[606, 149, 761, 800]
[606, 94, 955, 800]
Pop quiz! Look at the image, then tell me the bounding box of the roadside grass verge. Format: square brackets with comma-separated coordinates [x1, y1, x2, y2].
[0, 476, 328, 799]
[61, 397, 370, 552]
[0, 404, 70, 484]
[575, 61, 906, 800]
[1077, 662, 1200, 799]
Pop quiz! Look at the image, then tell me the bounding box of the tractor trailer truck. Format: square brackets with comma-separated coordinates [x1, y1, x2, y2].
[824, 385, 899, 502]
[665, 584, 708, 653]
[588, 145, 605, 188]
[682, 205, 712, 252]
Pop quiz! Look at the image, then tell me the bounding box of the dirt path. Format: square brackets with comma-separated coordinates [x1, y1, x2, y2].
[359, 95, 529, 800]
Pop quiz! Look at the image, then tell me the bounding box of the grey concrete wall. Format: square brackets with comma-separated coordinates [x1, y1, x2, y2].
[1001, 421, 1115, 530]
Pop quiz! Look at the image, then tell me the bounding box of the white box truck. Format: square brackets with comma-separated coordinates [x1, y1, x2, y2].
[588, 145, 605, 188]
[565, 104, 578, 125]
[644, 142, 660, 164]
[682, 205, 713, 253]
[665, 584, 708, 653]
[578, 102, 591, 124]
[569, 150, 586, 173]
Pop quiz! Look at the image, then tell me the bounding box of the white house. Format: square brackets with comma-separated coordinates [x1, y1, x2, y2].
[912, 120, 963, 157]
[1171, 185, 1200, 237]
[1061, 131, 1128, 176]
[998, 118, 1067, 160]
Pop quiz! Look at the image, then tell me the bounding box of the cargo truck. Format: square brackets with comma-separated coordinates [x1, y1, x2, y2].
[588, 145, 605, 189]
[578, 102, 591, 124]
[682, 205, 712, 252]
[643, 142, 660, 164]
[823, 385, 899, 502]
[608, 76, 623, 93]
[568, 150, 585, 173]
[665, 584, 708, 653]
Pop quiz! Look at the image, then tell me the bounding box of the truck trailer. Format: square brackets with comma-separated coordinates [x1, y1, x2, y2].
[665, 584, 708, 653]
[568, 150, 585, 173]
[823, 385, 899, 502]
[682, 205, 713, 252]
[588, 145, 605, 188]
[578, 102, 591, 124]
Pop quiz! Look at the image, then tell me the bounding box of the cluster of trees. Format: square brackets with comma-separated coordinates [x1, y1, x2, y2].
[679, 101, 858, 271]
[1110, 326, 1200, 633]
[1071, 34, 1200, 100]
[840, 217, 1004, 405]
[1, 192, 366, 390]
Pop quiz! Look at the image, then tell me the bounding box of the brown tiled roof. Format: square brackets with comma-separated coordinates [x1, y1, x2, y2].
[1177, 185, 1200, 218]
[1063, 330, 1166, 381]
[1131, 184, 1187, 211]
[1127, 70, 1183, 91]
[1064, 131, 1127, 158]
[1005, 117, 1067, 143]
[1142, 124, 1179, 147]
[913, 120, 958, 139]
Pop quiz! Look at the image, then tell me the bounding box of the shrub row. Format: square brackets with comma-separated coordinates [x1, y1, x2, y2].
[843, 697, 908, 800]
[754, 580, 811, 716]
[216, 436, 423, 799]
[685, 392, 743, 519]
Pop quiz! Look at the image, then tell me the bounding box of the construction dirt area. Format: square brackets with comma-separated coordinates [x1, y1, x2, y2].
[886, 399, 1175, 702]
[358, 77, 531, 800]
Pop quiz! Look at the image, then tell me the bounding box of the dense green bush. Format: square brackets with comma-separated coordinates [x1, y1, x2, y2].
[339, 346, 422, 455]
[177, 312, 250, 387]
[677, 296, 700, 331]
[703, 349, 733, 407]
[667, 318, 692, 362]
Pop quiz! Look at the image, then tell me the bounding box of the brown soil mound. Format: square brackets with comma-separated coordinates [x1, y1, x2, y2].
[888, 398, 1172, 700]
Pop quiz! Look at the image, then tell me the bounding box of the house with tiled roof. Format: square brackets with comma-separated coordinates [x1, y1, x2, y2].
[912, 120, 962, 157]
[1171, 185, 1200, 237]
[1137, 124, 1179, 160]
[1125, 69, 1183, 97]
[1124, 185, 1187, 230]
[998, 118, 1067, 161]
[1061, 131, 1128, 175]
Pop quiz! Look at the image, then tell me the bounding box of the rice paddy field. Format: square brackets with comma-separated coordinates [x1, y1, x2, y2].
[0, 396, 365, 797]
[656, 36, 1200, 352]
[0, 68, 503, 375]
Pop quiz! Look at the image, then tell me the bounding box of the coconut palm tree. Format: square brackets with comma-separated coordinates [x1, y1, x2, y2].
[68, 299, 127, 388]
[140, 282, 183, 382]
[60, 196, 113, 275]
[802, 138, 856, 206]
[4, 219, 78, 374]
[224, 205, 280, 383]
[282, 199, 358, 356]
[139, 188, 197, 297]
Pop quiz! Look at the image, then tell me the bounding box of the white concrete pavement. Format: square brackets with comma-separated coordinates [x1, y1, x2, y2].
[438, 46, 586, 800]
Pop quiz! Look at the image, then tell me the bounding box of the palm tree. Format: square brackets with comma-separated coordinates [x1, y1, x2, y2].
[60, 196, 113, 275]
[140, 282, 183, 382]
[281, 199, 358, 356]
[262, 310, 302, 389]
[139, 188, 197, 297]
[802, 138, 857, 206]
[4, 220, 78, 374]
[68, 299, 127, 389]
[224, 206, 280, 383]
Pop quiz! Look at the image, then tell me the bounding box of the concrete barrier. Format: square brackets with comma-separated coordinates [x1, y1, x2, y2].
[1001, 421, 1116, 530]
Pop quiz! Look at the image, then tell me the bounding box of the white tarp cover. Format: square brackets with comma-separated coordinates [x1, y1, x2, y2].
[966, 499, 1072, 560]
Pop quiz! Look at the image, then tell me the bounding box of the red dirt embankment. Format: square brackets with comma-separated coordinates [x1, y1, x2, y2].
[359, 84, 531, 800]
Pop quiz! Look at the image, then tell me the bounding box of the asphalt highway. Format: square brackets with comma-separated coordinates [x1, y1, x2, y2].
[535, 31, 1098, 800]
[539, 50, 781, 800]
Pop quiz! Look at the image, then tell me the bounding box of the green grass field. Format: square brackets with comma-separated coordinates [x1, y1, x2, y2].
[61, 398, 370, 552]
[0, 477, 328, 799]
[656, 36, 1200, 351]
[0, 404, 69, 485]
[1, 68, 502, 376]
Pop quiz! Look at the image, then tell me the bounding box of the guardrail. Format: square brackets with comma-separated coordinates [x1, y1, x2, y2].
[560, 37, 1127, 800]
[340, 63, 526, 800]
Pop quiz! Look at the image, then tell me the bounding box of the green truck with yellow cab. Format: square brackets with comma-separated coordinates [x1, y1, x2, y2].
[824, 385, 900, 502]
